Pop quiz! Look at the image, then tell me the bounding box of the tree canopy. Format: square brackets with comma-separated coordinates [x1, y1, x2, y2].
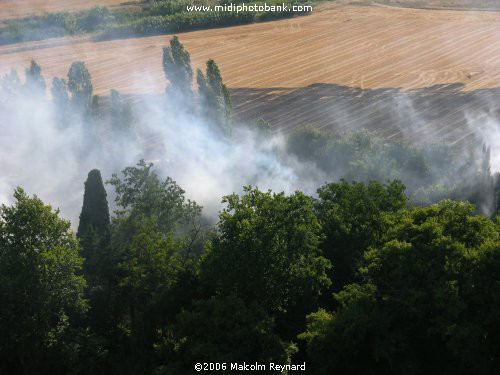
[202, 186, 331, 313]
[0, 188, 87, 374]
[300, 200, 500, 375]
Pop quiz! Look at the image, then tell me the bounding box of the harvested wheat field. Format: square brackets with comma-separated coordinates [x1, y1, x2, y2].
[369, 0, 500, 11]
[2, 3, 500, 93]
[0, 0, 127, 20]
[1, 3, 500, 145]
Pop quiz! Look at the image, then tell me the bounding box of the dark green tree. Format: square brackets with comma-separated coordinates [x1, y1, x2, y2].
[162, 36, 193, 103]
[495, 173, 500, 216]
[197, 59, 232, 131]
[108, 160, 202, 252]
[82, 6, 113, 32]
[0, 188, 87, 374]
[77, 169, 110, 289]
[67, 61, 93, 115]
[315, 180, 407, 294]
[202, 187, 331, 314]
[102, 161, 204, 373]
[156, 295, 296, 374]
[206, 59, 231, 117]
[24, 60, 46, 98]
[300, 200, 500, 375]
[75, 170, 113, 360]
[77, 169, 110, 242]
[111, 222, 182, 374]
[51, 77, 70, 128]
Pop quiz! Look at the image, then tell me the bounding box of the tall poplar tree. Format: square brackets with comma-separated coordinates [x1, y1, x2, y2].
[162, 36, 193, 104]
[24, 60, 46, 98]
[51, 77, 70, 128]
[67, 61, 93, 116]
[197, 59, 231, 132]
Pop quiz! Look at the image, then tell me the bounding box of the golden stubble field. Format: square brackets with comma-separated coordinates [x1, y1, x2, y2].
[2, 3, 500, 94]
[0, 0, 127, 20]
[1, 2, 500, 144]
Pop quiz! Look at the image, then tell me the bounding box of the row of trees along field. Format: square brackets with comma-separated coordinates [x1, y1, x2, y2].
[0, 1, 315, 45]
[2, 37, 499, 216]
[1, 36, 500, 374]
[1, 36, 231, 133]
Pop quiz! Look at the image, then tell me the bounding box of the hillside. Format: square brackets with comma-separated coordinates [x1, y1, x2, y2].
[1, 3, 500, 149]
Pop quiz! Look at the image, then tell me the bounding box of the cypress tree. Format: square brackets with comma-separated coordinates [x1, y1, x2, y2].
[77, 169, 110, 279]
[77, 169, 110, 242]
[78, 170, 114, 341]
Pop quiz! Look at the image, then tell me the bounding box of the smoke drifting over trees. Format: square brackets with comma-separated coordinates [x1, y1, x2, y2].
[0, 36, 499, 374]
[0, 36, 498, 222]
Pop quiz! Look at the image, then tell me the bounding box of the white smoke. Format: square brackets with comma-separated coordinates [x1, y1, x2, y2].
[1, 58, 499, 226]
[465, 111, 500, 173]
[0, 69, 327, 225]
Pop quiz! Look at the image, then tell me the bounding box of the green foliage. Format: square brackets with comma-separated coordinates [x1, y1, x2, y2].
[1, 162, 499, 374]
[254, 118, 272, 138]
[286, 125, 329, 161]
[0, 11, 80, 44]
[109, 160, 200, 232]
[315, 180, 407, 293]
[287, 127, 427, 184]
[163, 36, 193, 102]
[67, 61, 93, 115]
[24, 60, 46, 98]
[157, 295, 296, 374]
[202, 186, 331, 313]
[80, 6, 114, 32]
[119, 225, 181, 308]
[198, 59, 232, 131]
[51, 77, 70, 127]
[78, 169, 110, 241]
[0, 6, 117, 45]
[0, 0, 317, 45]
[287, 127, 496, 214]
[108, 160, 204, 267]
[0, 188, 87, 374]
[301, 200, 500, 374]
[77, 169, 111, 289]
[113, 223, 182, 371]
[96, 162, 204, 373]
